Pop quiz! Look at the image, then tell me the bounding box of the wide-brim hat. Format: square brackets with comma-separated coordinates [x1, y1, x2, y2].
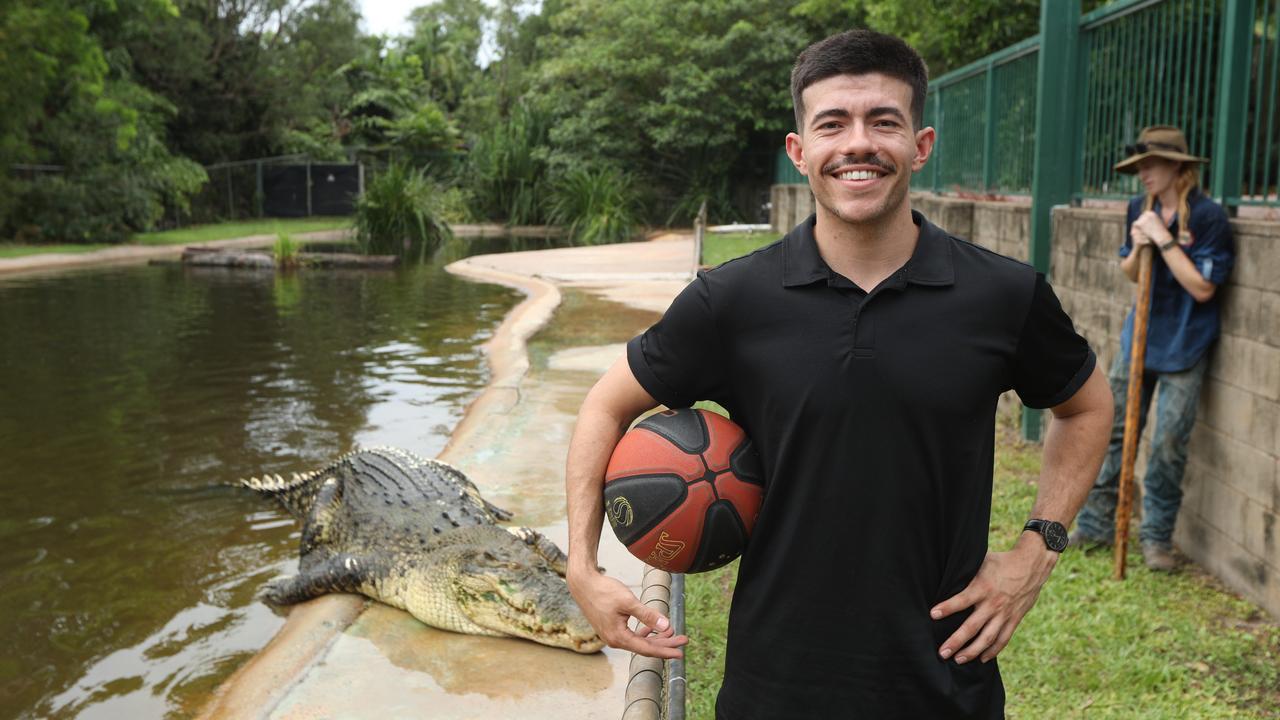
[1114, 125, 1209, 174]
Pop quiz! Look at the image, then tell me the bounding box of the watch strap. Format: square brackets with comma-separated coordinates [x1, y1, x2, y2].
[1023, 518, 1068, 552]
[1157, 234, 1178, 251]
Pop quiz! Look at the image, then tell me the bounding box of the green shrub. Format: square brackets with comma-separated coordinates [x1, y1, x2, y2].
[273, 232, 300, 268]
[436, 186, 477, 225]
[546, 166, 640, 245]
[667, 168, 739, 226]
[354, 163, 452, 254]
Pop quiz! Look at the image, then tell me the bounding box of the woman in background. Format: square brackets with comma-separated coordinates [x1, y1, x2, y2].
[1070, 125, 1235, 571]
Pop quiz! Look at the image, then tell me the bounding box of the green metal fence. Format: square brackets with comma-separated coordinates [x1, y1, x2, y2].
[1242, 0, 1280, 204]
[912, 37, 1042, 195]
[775, 146, 806, 185]
[797, 0, 1280, 210]
[1078, 0, 1226, 199]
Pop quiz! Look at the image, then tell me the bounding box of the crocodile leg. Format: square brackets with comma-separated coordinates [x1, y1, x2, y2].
[261, 553, 379, 605]
[507, 527, 569, 576]
[299, 475, 343, 562]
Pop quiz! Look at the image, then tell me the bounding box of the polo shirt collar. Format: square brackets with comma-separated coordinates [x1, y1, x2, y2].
[781, 210, 955, 288]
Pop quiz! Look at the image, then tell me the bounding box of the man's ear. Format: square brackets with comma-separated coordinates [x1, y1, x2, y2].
[912, 126, 936, 173]
[785, 132, 808, 177]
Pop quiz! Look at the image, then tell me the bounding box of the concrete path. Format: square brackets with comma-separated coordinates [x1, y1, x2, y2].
[197, 235, 695, 719]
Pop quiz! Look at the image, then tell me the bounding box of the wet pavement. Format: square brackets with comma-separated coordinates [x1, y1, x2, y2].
[198, 235, 695, 719]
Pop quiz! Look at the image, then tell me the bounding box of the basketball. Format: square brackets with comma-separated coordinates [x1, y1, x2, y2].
[603, 408, 764, 573]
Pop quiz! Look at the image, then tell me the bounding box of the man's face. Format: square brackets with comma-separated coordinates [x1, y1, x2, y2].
[784, 73, 934, 228]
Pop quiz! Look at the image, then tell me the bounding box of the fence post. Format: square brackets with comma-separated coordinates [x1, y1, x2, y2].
[932, 88, 943, 192]
[255, 161, 264, 218]
[693, 200, 707, 277]
[983, 60, 997, 191]
[1024, 0, 1081, 442]
[306, 160, 313, 217]
[1211, 0, 1255, 212]
[1069, 23, 1091, 204]
[226, 166, 234, 219]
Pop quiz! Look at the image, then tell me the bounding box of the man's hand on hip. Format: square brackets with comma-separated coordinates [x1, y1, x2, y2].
[568, 568, 688, 659]
[929, 532, 1059, 664]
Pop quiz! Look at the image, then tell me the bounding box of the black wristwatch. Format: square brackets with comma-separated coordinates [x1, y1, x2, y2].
[1023, 519, 1069, 552]
[1157, 234, 1178, 251]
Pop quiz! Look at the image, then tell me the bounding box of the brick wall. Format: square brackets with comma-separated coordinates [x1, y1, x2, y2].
[913, 193, 1280, 618]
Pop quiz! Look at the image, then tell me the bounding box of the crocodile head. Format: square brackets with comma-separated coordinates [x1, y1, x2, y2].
[452, 542, 604, 654]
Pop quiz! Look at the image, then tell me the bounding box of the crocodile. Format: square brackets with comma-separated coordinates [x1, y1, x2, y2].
[241, 447, 603, 653]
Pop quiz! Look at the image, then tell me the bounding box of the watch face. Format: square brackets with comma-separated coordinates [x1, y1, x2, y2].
[1044, 521, 1069, 552]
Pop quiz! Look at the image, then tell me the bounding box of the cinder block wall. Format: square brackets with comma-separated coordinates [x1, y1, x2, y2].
[914, 193, 1280, 618]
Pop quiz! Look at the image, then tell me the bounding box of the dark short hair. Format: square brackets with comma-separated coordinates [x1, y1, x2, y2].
[790, 29, 929, 132]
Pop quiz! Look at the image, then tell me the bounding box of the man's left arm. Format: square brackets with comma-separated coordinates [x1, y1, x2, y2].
[931, 363, 1113, 664]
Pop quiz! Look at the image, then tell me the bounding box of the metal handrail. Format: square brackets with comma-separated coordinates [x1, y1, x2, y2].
[621, 565, 685, 720]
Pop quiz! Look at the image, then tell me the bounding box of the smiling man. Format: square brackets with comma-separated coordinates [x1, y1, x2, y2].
[565, 29, 1113, 719]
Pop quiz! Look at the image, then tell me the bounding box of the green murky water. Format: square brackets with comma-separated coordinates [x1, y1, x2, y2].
[0, 236, 558, 719]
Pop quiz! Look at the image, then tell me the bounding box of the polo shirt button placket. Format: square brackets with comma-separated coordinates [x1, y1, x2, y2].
[851, 293, 881, 361]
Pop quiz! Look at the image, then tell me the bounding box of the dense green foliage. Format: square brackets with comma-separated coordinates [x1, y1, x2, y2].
[465, 102, 551, 225]
[4, 0, 1066, 243]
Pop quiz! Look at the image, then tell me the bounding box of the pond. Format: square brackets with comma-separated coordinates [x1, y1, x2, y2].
[0, 236, 563, 719]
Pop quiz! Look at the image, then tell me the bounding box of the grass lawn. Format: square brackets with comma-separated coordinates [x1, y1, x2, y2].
[0, 242, 116, 259]
[132, 216, 350, 246]
[700, 231, 780, 267]
[684, 411, 1280, 719]
[0, 217, 351, 260]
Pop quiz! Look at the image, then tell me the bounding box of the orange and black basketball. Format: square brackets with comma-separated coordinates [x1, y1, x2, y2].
[603, 408, 764, 573]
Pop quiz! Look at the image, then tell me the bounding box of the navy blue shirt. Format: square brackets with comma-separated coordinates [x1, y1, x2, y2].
[627, 211, 1095, 719]
[1118, 189, 1234, 372]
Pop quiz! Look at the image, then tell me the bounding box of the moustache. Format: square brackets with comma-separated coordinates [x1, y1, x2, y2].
[822, 155, 896, 176]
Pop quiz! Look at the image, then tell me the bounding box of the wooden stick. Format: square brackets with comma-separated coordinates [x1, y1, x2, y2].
[1114, 244, 1154, 579]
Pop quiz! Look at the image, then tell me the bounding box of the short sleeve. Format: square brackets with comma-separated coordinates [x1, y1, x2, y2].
[1186, 204, 1235, 286]
[1011, 273, 1097, 409]
[1119, 200, 1142, 259]
[626, 272, 728, 409]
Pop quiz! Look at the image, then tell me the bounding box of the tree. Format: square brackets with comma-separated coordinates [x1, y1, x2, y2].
[0, 0, 107, 227]
[3, 0, 207, 242]
[404, 0, 489, 114]
[337, 44, 460, 156]
[794, 0, 1112, 76]
[530, 0, 808, 222]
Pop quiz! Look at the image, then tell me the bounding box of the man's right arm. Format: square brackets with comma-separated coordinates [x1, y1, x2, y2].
[565, 355, 689, 659]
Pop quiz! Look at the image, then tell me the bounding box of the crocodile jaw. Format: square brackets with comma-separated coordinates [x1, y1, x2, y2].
[392, 553, 603, 653]
[453, 552, 604, 654]
[457, 585, 606, 654]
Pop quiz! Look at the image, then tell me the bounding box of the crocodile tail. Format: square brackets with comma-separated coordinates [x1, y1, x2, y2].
[239, 471, 323, 518]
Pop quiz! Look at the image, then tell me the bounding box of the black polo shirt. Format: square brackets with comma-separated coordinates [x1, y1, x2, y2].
[626, 211, 1095, 719]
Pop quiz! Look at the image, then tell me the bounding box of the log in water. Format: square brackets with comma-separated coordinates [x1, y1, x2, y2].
[169, 249, 399, 269]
